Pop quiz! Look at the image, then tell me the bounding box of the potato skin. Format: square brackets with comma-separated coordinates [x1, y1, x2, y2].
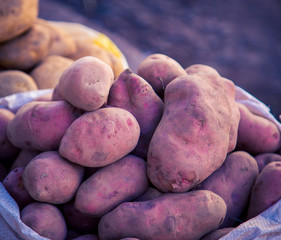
[0, 0, 38, 43]
[75, 154, 149, 217]
[247, 161, 281, 219]
[59, 107, 140, 167]
[0, 22, 51, 70]
[255, 153, 281, 172]
[147, 73, 233, 192]
[137, 53, 187, 98]
[2, 167, 33, 209]
[7, 100, 80, 151]
[0, 70, 38, 98]
[23, 151, 84, 204]
[0, 108, 20, 160]
[236, 103, 281, 155]
[58, 56, 114, 111]
[196, 151, 259, 228]
[21, 202, 67, 240]
[98, 190, 226, 240]
[108, 68, 164, 159]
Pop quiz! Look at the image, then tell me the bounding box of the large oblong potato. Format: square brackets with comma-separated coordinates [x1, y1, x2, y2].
[0, 0, 38, 43]
[23, 151, 84, 204]
[59, 107, 140, 167]
[58, 56, 114, 111]
[7, 101, 80, 151]
[98, 190, 227, 240]
[75, 154, 149, 217]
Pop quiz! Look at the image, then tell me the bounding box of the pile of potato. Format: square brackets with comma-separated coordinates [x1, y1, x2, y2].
[1, 1, 281, 240]
[0, 0, 125, 98]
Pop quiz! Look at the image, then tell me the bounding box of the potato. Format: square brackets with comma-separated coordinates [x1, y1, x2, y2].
[108, 68, 164, 159]
[255, 153, 281, 172]
[137, 53, 187, 97]
[196, 151, 259, 228]
[21, 202, 67, 240]
[200, 227, 235, 240]
[52, 84, 65, 101]
[10, 149, 41, 171]
[7, 100, 80, 151]
[23, 151, 84, 204]
[0, 22, 51, 70]
[30, 55, 74, 89]
[0, 108, 20, 160]
[134, 187, 163, 202]
[235, 103, 281, 155]
[75, 154, 148, 217]
[98, 190, 227, 240]
[59, 107, 140, 167]
[147, 71, 235, 192]
[62, 200, 99, 234]
[247, 161, 281, 219]
[0, 70, 38, 97]
[2, 167, 33, 209]
[185, 65, 240, 152]
[36, 18, 77, 58]
[0, 0, 38, 43]
[72, 235, 100, 240]
[58, 56, 114, 111]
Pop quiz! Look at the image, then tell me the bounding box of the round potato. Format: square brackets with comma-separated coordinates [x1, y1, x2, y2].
[0, 70, 38, 97]
[0, 0, 38, 43]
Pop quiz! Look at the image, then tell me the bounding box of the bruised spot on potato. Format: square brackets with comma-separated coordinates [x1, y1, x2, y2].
[164, 216, 176, 233]
[240, 167, 248, 172]
[91, 152, 107, 163]
[104, 222, 110, 229]
[144, 201, 156, 210]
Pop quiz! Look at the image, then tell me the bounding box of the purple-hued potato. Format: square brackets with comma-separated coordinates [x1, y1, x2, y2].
[185, 65, 240, 153]
[0, 108, 20, 160]
[235, 103, 281, 155]
[23, 151, 84, 204]
[147, 71, 235, 193]
[52, 84, 65, 101]
[200, 227, 235, 240]
[255, 153, 281, 172]
[58, 56, 114, 111]
[108, 68, 164, 159]
[10, 149, 41, 171]
[196, 151, 259, 228]
[247, 161, 281, 219]
[71, 234, 100, 240]
[62, 200, 99, 234]
[137, 53, 187, 98]
[75, 154, 148, 217]
[98, 190, 227, 240]
[59, 107, 140, 167]
[2, 167, 33, 209]
[133, 187, 163, 202]
[7, 100, 80, 151]
[21, 202, 67, 240]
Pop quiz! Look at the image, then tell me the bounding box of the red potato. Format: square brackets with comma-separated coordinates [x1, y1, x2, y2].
[196, 151, 259, 228]
[2, 167, 33, 209]
[10, 149, 41, 171]
[134, 187, 163, 202]
[137, 53, 187, 98]
[52, 84, 65, 101]
[108, 68, 164, 159]
[58, 56, 114, 111]
[0, 108, 20, 160]
[21, 202, 67, 240]
[59, 107, 140, 167]
[185, 65, 240, 152]
[147, 71, 235, 193]
[62, 200, 99, 234]
[75, 154, 149, 217]
[7, 100, 81, 151]
[236, 103, 281, 155]
[23, 151, 84, 204]
[98, 190, 227, 240]
[247, 161, 281, 219]
[200, 227, 235, 240]
[255, 153, 281, 172]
